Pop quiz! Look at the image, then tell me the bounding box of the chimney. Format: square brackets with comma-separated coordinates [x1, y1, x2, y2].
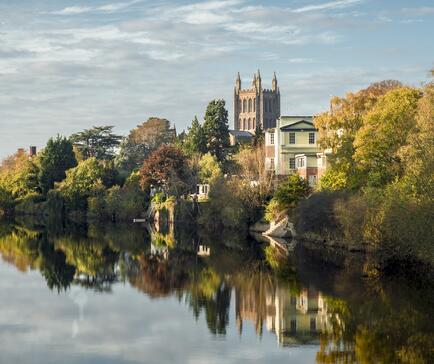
[29, 146, 37, 157]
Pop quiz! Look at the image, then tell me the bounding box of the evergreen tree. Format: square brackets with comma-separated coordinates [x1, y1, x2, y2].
[202, 100, 230, 163]
[38, 136, 77, 194]
[183, 116, 207, 155]
[253, 122, 265, 146]
[70, 126, 121, 161]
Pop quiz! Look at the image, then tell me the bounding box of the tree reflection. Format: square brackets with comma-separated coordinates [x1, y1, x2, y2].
[0, 220, 432, 362]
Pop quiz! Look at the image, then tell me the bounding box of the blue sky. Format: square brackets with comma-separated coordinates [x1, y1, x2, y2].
[0, 0, 433, 158]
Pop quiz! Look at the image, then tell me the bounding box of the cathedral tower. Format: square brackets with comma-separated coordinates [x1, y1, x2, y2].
[234, 70, 280, 132]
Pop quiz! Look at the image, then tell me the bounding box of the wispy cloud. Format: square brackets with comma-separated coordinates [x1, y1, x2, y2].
[401, 6, 434, 16]
[288, 58, 315, 64]
[292, 0, 364, 13]
[50, 0, 142, 15]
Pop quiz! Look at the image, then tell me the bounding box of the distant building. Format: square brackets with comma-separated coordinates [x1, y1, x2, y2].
[234, 70, 280, 132]
[29, 146, 37, 157]
[228, 129, 253, 146]
[265, 116, 330, 187]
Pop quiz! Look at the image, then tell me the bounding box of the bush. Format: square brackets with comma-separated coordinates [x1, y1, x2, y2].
[265, 174, 310, 222]
[199, 177, 247, 230]
[295, 191, 346, 240]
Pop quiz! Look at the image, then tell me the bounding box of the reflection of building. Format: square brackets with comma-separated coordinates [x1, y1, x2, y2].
[197, 245, 210, 257]
[235, 278, 332, 346]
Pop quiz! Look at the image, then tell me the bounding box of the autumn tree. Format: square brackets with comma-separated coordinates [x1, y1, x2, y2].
[38, 136, 77, 194]
[202, 100, 231, 163]
[139, 145, 191, 196]
[70, 126, 121, 161]
[0, 149, 40, 199]
[314, 80, 402, 189]
[116, 118, 176, 172]
[354, 87, 421, 186]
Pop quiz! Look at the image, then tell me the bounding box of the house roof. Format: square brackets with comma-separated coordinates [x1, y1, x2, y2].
[280, 119, 317, 131]
[229, 130, 253, 138]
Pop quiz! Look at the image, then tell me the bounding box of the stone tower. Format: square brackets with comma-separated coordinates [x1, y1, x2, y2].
[234, 70, 280, 132]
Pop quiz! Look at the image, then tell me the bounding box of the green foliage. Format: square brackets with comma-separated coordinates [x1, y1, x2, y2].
[314, 80, 403, 190]
[0, 150, 41, 200]
[252, 122, 264, 147]
[115, 118, 175, 172]
[354, 87, 421, 186]
[38, 136, 77, 194]
[0, 187, 14, 216]
[265, 174, 310, 221]
[198, 153, 222, 184]
[183, 116, 207, 156]
[56, 158, 106, 212]
[202, 100, 231, 163]
[70, 126, 122, 161]
[199, 177, 247, 230]
[319, 169, 348, 191]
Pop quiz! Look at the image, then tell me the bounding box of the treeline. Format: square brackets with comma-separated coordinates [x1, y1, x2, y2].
[0, 99, 270, 226]
[296, 74, 434, 269]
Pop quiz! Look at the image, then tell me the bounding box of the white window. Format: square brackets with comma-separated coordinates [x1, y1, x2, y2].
[289, 132, 296, 144]
[309, 132, 315, 144]
[296, 157, 305, 168]
[270, 133, 275, 145]
[289, 158, 295, 170]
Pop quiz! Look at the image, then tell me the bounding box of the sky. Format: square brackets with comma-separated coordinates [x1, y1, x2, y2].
[0, 0, 433, 159]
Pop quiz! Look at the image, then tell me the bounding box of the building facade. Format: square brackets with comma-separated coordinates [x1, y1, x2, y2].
[234, 71, 280, 132]
[265, 116, 329, 186]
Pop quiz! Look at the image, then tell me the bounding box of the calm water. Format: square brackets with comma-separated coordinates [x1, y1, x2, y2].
[0, 220, 433, 364]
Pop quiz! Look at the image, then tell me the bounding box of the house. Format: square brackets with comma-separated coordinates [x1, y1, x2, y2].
[265, 116, 329, 186]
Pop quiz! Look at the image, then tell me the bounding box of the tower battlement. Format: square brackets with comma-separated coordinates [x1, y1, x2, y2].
[234, 70, 280, 132]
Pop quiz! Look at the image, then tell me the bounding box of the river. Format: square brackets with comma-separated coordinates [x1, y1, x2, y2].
[0, 219, 432, 364]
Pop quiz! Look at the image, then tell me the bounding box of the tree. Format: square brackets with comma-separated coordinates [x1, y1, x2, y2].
[139, 145, 190, 196]
[56, 157, 106, 212]
[398, 77, 434, 199]
[252, 122, 264, 147]
[0, 149, 40, 199]
[202, 100, 230, 163]
[70, 126, 122, 161]
[198, 153, 222, 184]
[354, 87, 421, 186]
[183, 116, 207, 156]
[265, 174, 310, 221]
[38, 136, 77, 194]
[116, 118, 176, 172]
[314, 80, 402, 190]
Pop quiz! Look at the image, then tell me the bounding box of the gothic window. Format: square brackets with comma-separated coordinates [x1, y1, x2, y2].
[243, 99, 247, 113]
[248, 99, 252, 112]
[269, 99, 272, 112]
[253, 99, 256, 112]
[248, 118, 251, 129]
[264, 99, 268, 112]
[253, 117, 256, 129]
[243, 118, 247, 129]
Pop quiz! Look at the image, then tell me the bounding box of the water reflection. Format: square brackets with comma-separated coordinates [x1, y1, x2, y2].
[0, 220, 433, 363]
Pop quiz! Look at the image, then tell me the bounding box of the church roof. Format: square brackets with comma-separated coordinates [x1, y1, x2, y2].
[229, 130, 253, 138]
